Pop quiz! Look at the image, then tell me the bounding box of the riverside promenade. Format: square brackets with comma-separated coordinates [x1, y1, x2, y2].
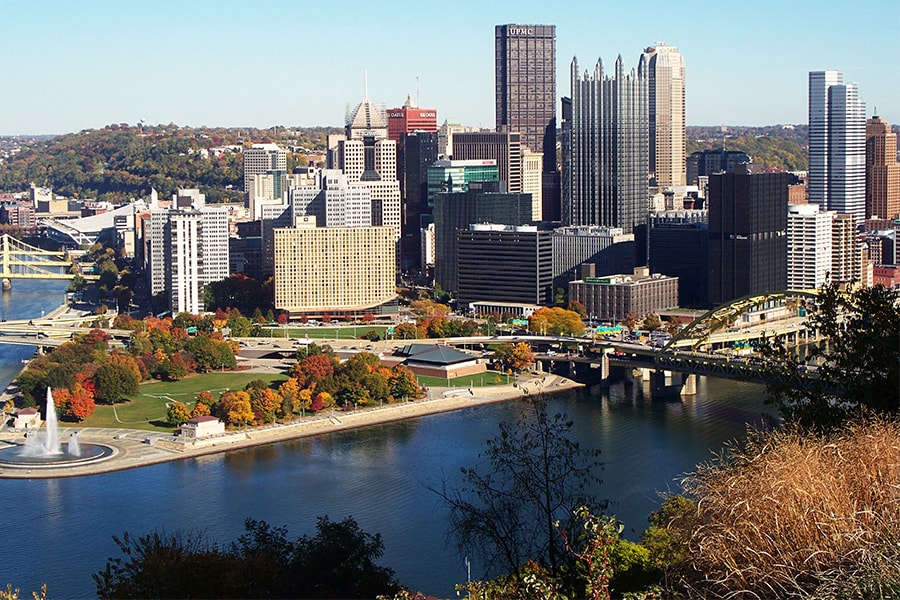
[0, 373, 582, 479]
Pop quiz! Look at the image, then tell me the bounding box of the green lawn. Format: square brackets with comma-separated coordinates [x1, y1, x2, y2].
[261, 326, 389, 340]
[69, 372, 288, 433]
[415, 371, 513, 388]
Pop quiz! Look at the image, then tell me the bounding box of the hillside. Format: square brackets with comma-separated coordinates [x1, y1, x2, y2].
[0, 124, 340, 203]
[687, 124, 808, 171]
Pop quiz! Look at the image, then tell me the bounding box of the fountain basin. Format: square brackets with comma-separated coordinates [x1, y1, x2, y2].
[0, 442, 115, 469]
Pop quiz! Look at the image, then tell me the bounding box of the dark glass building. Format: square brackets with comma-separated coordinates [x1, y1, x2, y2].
[457, 224, 553, 307]
[649, 221, 709, 308]
[433, 181, 534, 293]
[686, 149, 752, 185]
[707, 169, 788, 305]
[398, 131, 439, 271]
[495, 24, 559, 221]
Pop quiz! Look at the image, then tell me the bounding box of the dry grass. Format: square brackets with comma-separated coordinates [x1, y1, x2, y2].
[679, 417, 900, 599]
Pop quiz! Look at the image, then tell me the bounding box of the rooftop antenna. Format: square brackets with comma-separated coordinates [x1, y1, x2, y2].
[364, 69, 369, 101]
[416, 74, 420, 107]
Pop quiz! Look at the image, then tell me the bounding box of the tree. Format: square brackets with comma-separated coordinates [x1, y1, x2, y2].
[166, 401, 191, 426]
[761, 283, 900, 430]
[641, 313, 663, 332]
[291, 354, 336, 389]
[436, 399, 605, 579]
[388, 366, 420, 401]
[216, 391, 254, 427]
[529, 307, 584, 337]
[393, 323, 418, 340]
[93, 353, 141, 404]
[494, 342, 534, 373]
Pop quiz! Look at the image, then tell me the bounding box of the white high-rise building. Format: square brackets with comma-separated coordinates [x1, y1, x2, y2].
[148, 190, 229, 315]
[645, 43, 686, 188]
[243, 143, 287, 194]
[808, 71, 866, 225]
[787, 203, 832, 290]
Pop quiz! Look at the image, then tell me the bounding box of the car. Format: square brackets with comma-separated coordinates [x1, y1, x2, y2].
[546, 350, 557, 356]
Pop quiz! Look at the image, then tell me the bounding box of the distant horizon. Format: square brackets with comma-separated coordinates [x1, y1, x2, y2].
[2, 0, 897, 136]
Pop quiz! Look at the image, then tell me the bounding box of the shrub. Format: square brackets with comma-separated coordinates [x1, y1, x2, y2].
[678, 417, 900, 598]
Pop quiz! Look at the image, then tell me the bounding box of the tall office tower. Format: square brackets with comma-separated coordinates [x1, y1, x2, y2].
[387, 96, 438, 143]
[149, 190, 229, 315]
[452, 131, 524, 195]
[649, 217, 708, 308]
[397, 131, 439, 271]
[244, 143, 287, 196]
[457, 224, 553, 307]
[273, 221, 397, 318]
[808, 71, 866, 225]
[433, 181, 534, 293]
[707, 170, 788, 305]
[831, 213, 865, 285]
[495, 24, 558, 220]
[567, 54, 649, 235]
[866, 116, 900, 220]
[551, 225, 635, 291]
[645, 43, 685, 188]
[787, 203, 833, 290]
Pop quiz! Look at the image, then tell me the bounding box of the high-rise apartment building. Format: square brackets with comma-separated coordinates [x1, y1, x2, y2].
[149, 189, 229, 315]
[787, 203, 833, 290]
[865, 116, 900, 220]
[243, 143, 287, 195]
[707, 170, 788, 305]
[645, 43, 685, 188]
[808, 71, 866, 224]
[495, 24, 558, 221]
[566, 54, 649, 235]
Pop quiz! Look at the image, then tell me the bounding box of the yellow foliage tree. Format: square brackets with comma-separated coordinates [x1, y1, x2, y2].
[218, 390, 254, 427]
[528, 307, 584, 336]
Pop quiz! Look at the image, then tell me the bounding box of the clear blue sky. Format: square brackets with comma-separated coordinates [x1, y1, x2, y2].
[2, 0, 898, 135]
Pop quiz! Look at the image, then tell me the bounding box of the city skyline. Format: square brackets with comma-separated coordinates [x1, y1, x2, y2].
[1, 0, 898, 136]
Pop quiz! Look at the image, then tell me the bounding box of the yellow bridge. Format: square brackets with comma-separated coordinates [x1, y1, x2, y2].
[0, 234, 97, 285]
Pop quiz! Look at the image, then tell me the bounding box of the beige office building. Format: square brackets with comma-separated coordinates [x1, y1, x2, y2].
[645, 43, 686, 188]
[273, 222, 396, 317]
[866, 116, 900, 220]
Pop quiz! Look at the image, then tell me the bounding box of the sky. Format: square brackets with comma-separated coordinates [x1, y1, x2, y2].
[2, 0, 898, 135]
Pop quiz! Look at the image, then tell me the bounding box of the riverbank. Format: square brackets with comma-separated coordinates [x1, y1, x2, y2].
[0, 373, 582, 479]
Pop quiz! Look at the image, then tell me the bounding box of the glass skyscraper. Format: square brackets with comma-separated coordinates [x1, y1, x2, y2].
[566, 54, 649, 235]
[808, 70, 866, 225]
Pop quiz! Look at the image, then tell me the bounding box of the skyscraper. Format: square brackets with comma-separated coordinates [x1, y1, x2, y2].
[495, 24, 558, 220]
[808, 71, 866, 225]
[865, 115, 900, 220]
[645, 43, 685, 188]
[566, 54, 649, 235]
[243, 143, 287, 195]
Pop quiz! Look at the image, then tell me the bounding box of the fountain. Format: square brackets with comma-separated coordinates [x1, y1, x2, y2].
[0, 387, 113, 469]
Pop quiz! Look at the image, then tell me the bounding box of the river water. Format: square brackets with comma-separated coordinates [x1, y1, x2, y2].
[0, 281, 774, 599]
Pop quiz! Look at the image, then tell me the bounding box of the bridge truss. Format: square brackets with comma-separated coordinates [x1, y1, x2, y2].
[0, 234, 92, 281]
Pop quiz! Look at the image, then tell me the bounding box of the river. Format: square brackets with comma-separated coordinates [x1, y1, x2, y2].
[0, 281, 774, 599]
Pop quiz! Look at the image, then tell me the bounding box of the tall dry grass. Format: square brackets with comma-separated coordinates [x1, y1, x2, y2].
[679, 417, 900, 599]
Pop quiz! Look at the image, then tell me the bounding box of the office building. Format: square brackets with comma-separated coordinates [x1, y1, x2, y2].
[831, 212, 866, 285]
[397, 130, 439, 271]
[243, 144, 287, 195]
[273, 221, 397, 318]
[566, 54, 649, 235]
[569, 267, 678, 322]
[427, 159, 500, 204]
[387, 96, 438, 142]
[808, 70, 866, 224]
[495, 23, 558, 220]
[433, 181, 534, 293]
[787, 203, 833, 290]
[551, 226, 635, 291]
[452, 131, 523, 195]
[648, 211, 708, 308]
[645, 43, 686, 188]
[866, 116, 900, 220]
[707, 170, 788, 305]
[149, 190, 229, 315]
[686, 149, 752, 186]
[457, 224, 553, 307]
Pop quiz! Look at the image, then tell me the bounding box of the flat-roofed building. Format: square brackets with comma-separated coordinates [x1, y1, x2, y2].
[569, 267, 679, 322]
[273, 221, 396, 318]
[788, 203, 833, 290]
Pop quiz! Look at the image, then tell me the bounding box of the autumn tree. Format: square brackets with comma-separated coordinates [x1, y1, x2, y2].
[388, 366, 420, 401]
[291, 354, 337, 389]
[216, 391, 254, 427]
[93, 352, 141, 404]
[392, 323, 419, 340]
[166, 401, 191, 426]
[641, 313, 663, 332]
[528, 307, 584, 336]
[494, 342, 535, 372]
